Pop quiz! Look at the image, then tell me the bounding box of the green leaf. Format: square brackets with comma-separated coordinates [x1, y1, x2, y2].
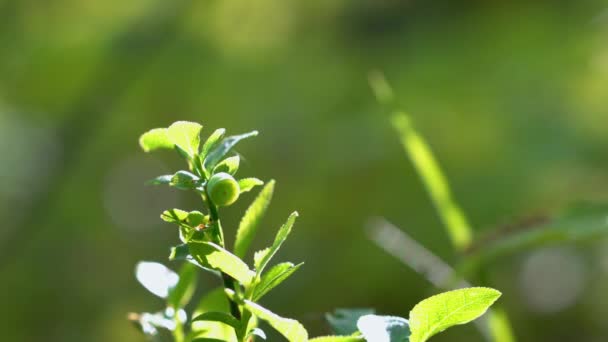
[139, 128, 173, 152]
[326, 309, 375, 336]
[238, 178, 264, 194]
[167, 121, 203, 158]
[309, 336, 364, 342]
[170, 170, 200, 190]
[192, 339, 226, 342]
[234, 180, 275, 258]
[148, 175, 173, 185]
[204, 131, 258, 171]
[161, 209, 189, 224]
[191, 288, 236, 341]
[357, 315, 410, 342]
[392, 113, 473, 251]
[408, 287, 501, 342]
[192, 312, 241, 330]
[213, 155, 240, 175]
[201, 128, 226, 160]
[252, 262, 303, 301]
[254, 211, 298, 274]
[167, 263, 198, 309]
[253, 248, 271, 271]
[241, 297, 308, 342]
[188, 242, 255, 286]
[135, 262, 179, 299]
[187, 211, 209, 228]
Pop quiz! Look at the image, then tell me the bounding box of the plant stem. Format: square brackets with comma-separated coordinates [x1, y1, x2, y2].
[207, 201, 242, 321]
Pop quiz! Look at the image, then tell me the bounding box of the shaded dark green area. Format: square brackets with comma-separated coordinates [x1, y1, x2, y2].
[1, 1, 608, 341]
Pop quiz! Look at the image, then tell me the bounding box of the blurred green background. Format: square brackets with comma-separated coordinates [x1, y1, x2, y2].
[2, 0, 608, 341]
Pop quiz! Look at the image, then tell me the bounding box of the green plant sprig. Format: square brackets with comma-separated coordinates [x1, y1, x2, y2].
[130, 120, 502, 342]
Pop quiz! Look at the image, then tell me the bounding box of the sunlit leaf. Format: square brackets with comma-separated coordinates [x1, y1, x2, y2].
[188, 242, 255, 285]
[139, 128, 173, 152]
[214, 155, 240, 175]
[201, 128, 226, 160]
[254, 211, 298, 274]
[192, 311, 241, 330]
[135, 262, 179, 299]
[326, 309, 375, 336]
[252, 262, 303, 301]
[191, 288, 237, 341]
[161, 209, 189, 224]
[408, 287, 501, 342]
[240, 296, 308, 342]
[204, 131, 258, 171]
[170, 170, 200, 190]
[357, 315, 410, 342]
[309, 336, 364, 342]
[234, 180, 275, 258]
[253, 248, 270, 271]
[238, 178, 264, 194]
[167, 121, 203, 158]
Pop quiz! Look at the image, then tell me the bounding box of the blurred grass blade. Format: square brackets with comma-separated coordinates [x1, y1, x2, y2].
[366, 217, 470, 289]
[391, 112, 473, 251]
[488, 306, 516, 342]
[234, 180, 275, 258]
[465, 203, 608, 270]
[366, 217, 503, 341]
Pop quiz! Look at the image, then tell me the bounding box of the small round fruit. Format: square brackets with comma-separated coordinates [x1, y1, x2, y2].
[207, 172, 240, 206]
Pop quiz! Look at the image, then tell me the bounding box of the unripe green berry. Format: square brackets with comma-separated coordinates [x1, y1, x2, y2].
[207, 172, 240, 207]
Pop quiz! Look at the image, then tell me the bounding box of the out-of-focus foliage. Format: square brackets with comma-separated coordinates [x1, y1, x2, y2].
[1, 1, 608, 341]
